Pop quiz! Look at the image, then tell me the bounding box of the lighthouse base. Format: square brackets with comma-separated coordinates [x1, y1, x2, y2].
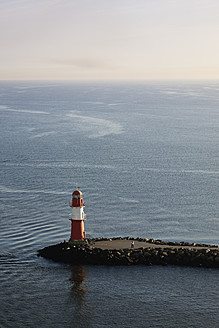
[69, 239, 88, 246]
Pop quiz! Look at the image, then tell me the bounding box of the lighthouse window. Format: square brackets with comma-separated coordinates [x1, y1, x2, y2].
[73, 195, 78, 199]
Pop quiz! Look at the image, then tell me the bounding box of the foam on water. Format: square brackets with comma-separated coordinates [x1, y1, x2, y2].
[3, 107, 50, 115]
[30, 131, 56, 138]
[67, 111, 124, 138]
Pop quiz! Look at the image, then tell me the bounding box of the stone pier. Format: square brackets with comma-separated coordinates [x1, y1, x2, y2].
[38, 237, 219, 268]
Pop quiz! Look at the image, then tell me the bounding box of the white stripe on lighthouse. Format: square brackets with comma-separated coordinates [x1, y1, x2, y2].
[71, 207, 84, 220]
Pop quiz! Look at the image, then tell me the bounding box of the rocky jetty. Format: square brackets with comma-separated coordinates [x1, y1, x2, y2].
[38, 237, 219, 268]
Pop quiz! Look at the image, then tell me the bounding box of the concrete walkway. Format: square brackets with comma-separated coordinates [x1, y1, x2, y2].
[92, 239, 218, 250]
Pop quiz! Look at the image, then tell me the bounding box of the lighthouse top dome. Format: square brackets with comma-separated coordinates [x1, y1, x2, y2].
[72, 190, 82, 196]
[71, 189, 84, 207]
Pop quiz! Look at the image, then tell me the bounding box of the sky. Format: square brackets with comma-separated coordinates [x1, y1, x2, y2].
[0, 0, 219, 80]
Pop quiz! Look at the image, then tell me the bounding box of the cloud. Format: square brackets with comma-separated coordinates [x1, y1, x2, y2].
[52, 58, 113, 70]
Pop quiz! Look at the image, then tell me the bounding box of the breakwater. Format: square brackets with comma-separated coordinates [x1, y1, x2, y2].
[38, 237, 219, 268]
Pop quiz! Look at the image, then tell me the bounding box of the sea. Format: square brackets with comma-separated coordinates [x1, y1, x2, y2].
[0, 80, 218, 328]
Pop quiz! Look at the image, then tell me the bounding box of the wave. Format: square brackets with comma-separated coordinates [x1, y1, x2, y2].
[0, 253, 16, 259]
[0, 185, 68, 195]
[160, 89, 219, 100]
[107, 103, 121, 106]
[2, 107, 49, 115]
[119, 197, 139, 204]
[14, 83, 58, 90]
[67, 111, 124, 138]
[140, 167, 219, 175]
[30, 131, 56, 138]
[0, 161, 115, 170]
[79, 101, 105, 105]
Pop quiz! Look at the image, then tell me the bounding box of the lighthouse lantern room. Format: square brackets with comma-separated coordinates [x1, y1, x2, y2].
[69, 189, 86, 241]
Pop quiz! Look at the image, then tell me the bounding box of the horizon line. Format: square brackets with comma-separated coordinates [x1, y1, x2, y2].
[0, 78, 219, 82]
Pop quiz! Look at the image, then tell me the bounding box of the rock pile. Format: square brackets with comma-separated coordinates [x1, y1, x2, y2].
[38, 237, 219, 268]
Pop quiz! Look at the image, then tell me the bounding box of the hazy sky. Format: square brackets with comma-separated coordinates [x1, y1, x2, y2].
[0, 0, 219, 80]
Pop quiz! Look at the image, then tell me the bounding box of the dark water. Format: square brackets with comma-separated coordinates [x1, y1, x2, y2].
[0, 81, 218, 327]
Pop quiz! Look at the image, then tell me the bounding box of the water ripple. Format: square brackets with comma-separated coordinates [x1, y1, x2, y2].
[0, 185, 68, 195]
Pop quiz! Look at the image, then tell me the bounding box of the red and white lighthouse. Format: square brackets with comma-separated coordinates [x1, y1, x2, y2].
[69, 189, 86, 241]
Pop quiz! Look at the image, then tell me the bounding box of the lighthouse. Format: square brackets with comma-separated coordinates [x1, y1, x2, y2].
[69, 189, 86, 241]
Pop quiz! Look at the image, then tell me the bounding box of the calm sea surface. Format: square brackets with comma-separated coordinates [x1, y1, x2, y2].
[0, 81, 218, 327]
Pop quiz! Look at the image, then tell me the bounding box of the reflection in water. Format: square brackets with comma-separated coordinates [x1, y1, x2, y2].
[69, 265, 91, 327]
[69, 265, 88, 306]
